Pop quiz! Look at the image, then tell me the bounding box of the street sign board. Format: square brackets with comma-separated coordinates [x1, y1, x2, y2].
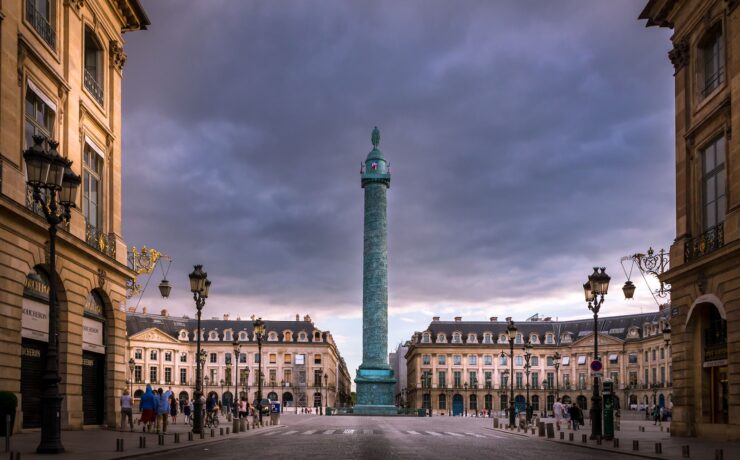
[590, 360, 603, 372]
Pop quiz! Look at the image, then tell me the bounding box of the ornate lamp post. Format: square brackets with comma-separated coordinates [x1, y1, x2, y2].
[523, 341, 533, 424]
[128, 358, 136, 398]
[253, 317, 266, 422]
[24, 136, 81, 454]
[232, 338, 241, 416]
[506, 320, 517, 427]
[220, 379, 225, 409]
[553, 351, 561, 402]
[189, 265, 210, 434]
[583, 266, 611, 440]
[323, 373, 328, 415]
[244, 368, 251, 405]
[464, 382, 468, 417]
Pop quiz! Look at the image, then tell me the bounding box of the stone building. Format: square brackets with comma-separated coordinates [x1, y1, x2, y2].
[126, 311, 352, 412]
[389, 341, 409, 407]
[0, 0, 148, 431]
[639, 0, 738, 439]
[405, 311, 672, 417]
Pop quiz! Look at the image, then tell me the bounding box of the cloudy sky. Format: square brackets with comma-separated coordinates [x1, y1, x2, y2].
[121, 1, 674, 377]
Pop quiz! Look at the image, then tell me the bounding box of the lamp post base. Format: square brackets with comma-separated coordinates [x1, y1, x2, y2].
[36, 394, 65, 454]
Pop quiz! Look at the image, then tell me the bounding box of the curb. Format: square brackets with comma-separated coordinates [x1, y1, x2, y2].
[489, 427, 663, 460]
[107, 425, 285, 460]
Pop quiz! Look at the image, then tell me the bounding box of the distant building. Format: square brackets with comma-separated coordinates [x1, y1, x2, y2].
[640, 0, 738, 440]
[126, 311, 352, 411]
[405, 312, 671, 417]
[389, 342, 409, 406]
[0, 0, 148, 431]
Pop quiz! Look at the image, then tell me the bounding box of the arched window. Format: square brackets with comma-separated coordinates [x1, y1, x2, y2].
[267, 331, 278, 342]
[208, 331, 219, 341]
[178, 330, 189, 341]
[238, 331, 249, 341]
[514, 333, 523, 344]
[223, 330, 233, 342]
[545, 333, 555, 344]
[452, 332, 462, 344]
[482, 333, 493, 344]
[529, 333, 539, 344]
[467, 333, 477, 344]
[313, 331, 322, 342]
[298, 332, 308, 342]
[421, 332, 431, 343]
[283, 331, 293, 342]
[498, 334, 508, 344]
[436, 333, 447, 343]
[83, 27, 104, 104]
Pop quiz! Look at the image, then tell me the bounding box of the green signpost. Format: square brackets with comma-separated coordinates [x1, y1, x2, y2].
[602, 379, 615, 440]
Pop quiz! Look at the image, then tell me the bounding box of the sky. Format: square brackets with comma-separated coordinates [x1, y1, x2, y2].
[121, 0, 675, 379]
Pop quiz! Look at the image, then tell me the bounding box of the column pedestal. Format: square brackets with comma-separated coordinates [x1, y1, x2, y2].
[354, 368, 397, 415]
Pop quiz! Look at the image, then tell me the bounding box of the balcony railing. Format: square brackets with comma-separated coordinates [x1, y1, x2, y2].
[685, 222, 724, 262]
[84, 68, 104, 105]
[26, 0, 56, 49]
[85, 222, 116, 258]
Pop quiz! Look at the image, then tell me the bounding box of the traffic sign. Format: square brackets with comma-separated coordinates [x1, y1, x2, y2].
[590, 360, 603, 372]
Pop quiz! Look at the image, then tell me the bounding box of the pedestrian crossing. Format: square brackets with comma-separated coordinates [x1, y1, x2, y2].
[257, 428, 505, 439]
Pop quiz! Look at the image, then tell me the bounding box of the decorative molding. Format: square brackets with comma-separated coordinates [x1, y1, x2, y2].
[668, 38, 689, 74]
[64, 0, 85, 16]
[97, 268, 107, 288]
[110, 41, 127, 72]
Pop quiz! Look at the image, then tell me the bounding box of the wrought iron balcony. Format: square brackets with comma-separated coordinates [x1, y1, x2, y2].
[84, 69, 104, 105]
[26, 0, 56, 49]
[685, 222, 724, 262]
[85, 221, 116, 258]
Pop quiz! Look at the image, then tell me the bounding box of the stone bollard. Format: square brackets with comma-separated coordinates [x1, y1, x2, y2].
[560, 432, 564, 440]
[633, 440, 639, 451]
[116, 438, 124, 452]
[682, 445, 690, 458]
[199, 431, 205, 439]
[158, 434, 164, 445]
[494, 418, 499, 428]
[233, 418, 239, 434]
[715, 449, 723, 460]
[546, 423, 555, 439]
[660, 426, 664, 432]
[596, 437, 602, 445]
[531, 428, 535, 435]
[655, 442, 662, 454]
[241, 419, 246, 431]
[188, 432, 193, 441]
[174, 433, 180, 444]
[582, 434, 587, 443]
[613, 439, 619, 448]
[569, 433, 574, 442]
[226, 427, 230, 435]
[667, 427, 670, 433]
[220, 427, 224, 436]
[210, 428, 215, 438]
[139, 436, 146, 449]
[538, 422, 545, 437]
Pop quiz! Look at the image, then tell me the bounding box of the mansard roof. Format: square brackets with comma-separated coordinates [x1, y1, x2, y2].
[421, 310, 669, 346]
[126, 312, 326, 343]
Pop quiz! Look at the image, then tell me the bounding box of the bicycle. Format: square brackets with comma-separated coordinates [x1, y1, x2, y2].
[204, 410, 219, 428]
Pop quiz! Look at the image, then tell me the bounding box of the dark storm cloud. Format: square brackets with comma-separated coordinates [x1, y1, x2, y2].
[122, 1, 674, 318]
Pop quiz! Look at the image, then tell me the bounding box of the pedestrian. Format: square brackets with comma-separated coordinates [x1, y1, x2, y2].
[570, 403, 582, 431]
[170, 395, 178, 424]
[183, 398, 192, 424]
[138, 384, 157, 432]
[120, 388, 134, 431]
[653, 405, 660, 425]
[156, 387, 170, 433]
[239, 399, 247, 419]
[553, 398, 564, 430]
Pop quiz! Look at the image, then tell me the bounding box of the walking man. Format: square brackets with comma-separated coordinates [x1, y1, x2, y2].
[120, 389, 133, 431]
[553, 397, 564, 430]
[156, 388, 170, 433]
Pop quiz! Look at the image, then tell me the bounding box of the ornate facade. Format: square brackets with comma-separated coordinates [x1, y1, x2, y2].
[405, 311, 672, 417]
[640, 0, 739, 440]
[126, 311, 352, 411]
[0, 0, 148, 430]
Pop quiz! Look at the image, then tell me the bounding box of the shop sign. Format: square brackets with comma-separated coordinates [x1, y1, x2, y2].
[21, 298, 49, 342]
[82, 317, 105, 354]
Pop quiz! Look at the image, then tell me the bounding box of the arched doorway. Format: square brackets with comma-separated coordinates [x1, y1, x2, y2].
[576, 395, 587, 410]
[561, 395, 571, 405]
[687, 301, 728, 424]
[658, 394, 665, 408]
[267, 391, 278, 402]
[20, 270, 51, 429]
[179, 391, 189, 402]
[134, 389, 144, 399]
[282, 392, 294, 409]
[514, 395, 525, 414]
[222, 391, 234, 411]
[82, 290, 106, 425]
[629, 394, 638, 407]
[500, 395, 508, 413]
[313, 392, 322, 408]
[439, 394, 447, 412]
[452, 394, 464, 416]
[207, 391, 218, 403]
[469, 394, 477, 412]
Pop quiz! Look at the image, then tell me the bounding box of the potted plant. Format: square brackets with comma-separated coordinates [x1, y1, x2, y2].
[0, 391, 17, 437]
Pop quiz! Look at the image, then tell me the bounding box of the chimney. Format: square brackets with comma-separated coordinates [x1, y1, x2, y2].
[304, 314, 312, 323]
[490, 316, 497, 322]
[142, 307, 147, 314]
[454, 316, 462, 322]
[432, 316, 440, 321]
[296, 314, 300, 321]
[223, 314, 230, 320]
[160, 309, 168, 317]
[236, 316, 241, 321]
[505, 316, 512, 322]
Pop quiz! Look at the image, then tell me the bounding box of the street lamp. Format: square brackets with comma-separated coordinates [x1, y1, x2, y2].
[523, 341, 533, 424]
[323, 373, 328, 416]
[583, 266, 610, 440]
[128, 358, 135, 399]
[553, 351, 561, 402]
[244, 368, 251, 405]
[662, 324, 671, 347]
[253, 317, 266, 423]
[506, 320, 517, 427]
[232, 338, 241, 417]
[464, 382, 468, 417]
[220, 379, 225, 409]
[24, 136, 81, 454]
[189, 265, 210, 434]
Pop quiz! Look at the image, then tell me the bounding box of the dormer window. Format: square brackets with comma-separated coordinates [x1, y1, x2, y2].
[452, 332, 462, 344]
[208, 331, 219, 341]
[84, 27, 104, 105]
[224, 330, 233, 341]
[628, 327, 640, 338]
[467, 333, 477, 344]
[529, 334, 539, 344]
[514, 333, 523, 344]
[313, 331, 322, 342]
[436, 333, 447, 343]
[421, 332, 431, 344]
[238, 331, 249, 341]
[699, 23, 724, 98]
[482, 333, 493, 344]
[283, 331, 293, 342]
[498, 334, 508, 344]
[298, 332, 308, 342]
[561, 333, 572, 344]
[179, 330, 189, 341]
[267, 331, 278, 342]
[544, 333, 554, 344]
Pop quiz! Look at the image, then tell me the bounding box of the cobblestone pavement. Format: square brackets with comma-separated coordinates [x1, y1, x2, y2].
[146, 415, 627, 460]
